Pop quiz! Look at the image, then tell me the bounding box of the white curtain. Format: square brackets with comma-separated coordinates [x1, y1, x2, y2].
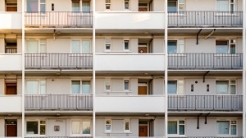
[72, 81, 80, 94]
[40, 80, 46, 94]
[26, 40, 38, 53]
[82, 40, 91, 53]
[82, 81, 90, 94]
[72, 40, 81, 53]
[216, 81, 228, 94]
[72, 121, 80, 134]
[217, 0, 229, 11]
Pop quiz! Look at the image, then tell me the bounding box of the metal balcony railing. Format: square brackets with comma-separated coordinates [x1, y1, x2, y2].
[25, 11, 93, 28]
[25, 53, 93, 69]
[5, 47, 17, 53]
[168, 53, 243, 69]
[168, 95, 243, 111]
[25, 94, 93, 110]
[168, 11, 243, 27]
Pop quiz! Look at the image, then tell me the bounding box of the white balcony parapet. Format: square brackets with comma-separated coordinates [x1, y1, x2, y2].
[0, 95, 22, 112]
[0, 12, 22, 29]
[0, 54, 22, 71]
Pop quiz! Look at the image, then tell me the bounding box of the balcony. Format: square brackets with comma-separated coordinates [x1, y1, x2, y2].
[168, 95, 243, 111]
[0, 95, 22, 112]
[168, 53, 243, 70]
[25, 12, 93, 28]
[95, 96, 165, 113]
[0, 12, 22, 29]
[25, 94, 93, 110]
[96, 53, 165, 71]
[0, 54, 22, 71]
[25, 53, 93, 70]
[96, 12, 165, 30]
[168, 11, 243, 28]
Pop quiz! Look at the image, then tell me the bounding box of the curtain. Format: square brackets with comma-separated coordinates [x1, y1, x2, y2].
[40, 40, 46, 53]
[216, 81, 228, 94]
[26, 81, 38, 94]
[27, 0, 38, 12]
[40, 80, 46, 94]
[82, 40, 91, 53]
[72, 81, 80, 94]
[26, 40, 38, 53]
[82, 121, 91, 134]
[82, 81, 90, 94]
[168, 81, 177, 94]
[168, 0, 177, 13]
[168, 121, 177, 134]
[72, 1, 80, 12]
[72, 40, 81, 53]
[217, 0, 229, 12]
[72, 121, 80, 134]
[217, 121, 229, 134]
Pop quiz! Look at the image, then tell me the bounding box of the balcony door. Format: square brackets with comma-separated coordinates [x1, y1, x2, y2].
[5, 79, 17, 95]
[138, 83, 147, 95]
[5, 119, 17, 137]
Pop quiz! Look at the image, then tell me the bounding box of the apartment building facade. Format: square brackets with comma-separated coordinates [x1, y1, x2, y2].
[0, 0, 245, 137]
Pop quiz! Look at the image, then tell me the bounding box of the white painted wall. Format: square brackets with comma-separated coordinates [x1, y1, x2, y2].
[0, 96, 21, 112]
[0, 54, 22, 71]
[0, 13, 22, 29]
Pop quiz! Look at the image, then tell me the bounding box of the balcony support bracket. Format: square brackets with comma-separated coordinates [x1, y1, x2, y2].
[203, 71, 210, 83]
[197, 113, 202, 129]
[205, 113, 210, 124]
[196, 29, 202, 45]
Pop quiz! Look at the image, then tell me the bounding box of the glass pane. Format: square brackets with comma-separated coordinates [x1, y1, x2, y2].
[72, 40, 80, 53]
[72, 81, 80, 94]
[217, 0, 229, 12]
[168, 1, 177, 13]
[26, 121, 38, 134]
[106, 44, 110, 50]
[217, 121, 229, 134]
[230, 45, 235, 54]
[72, 2, 80, 12]
[82, 41, 91, 53]
[216, 45, 228, 53]
[179, 125, 185, 135]
[82, 1, 90, 12]
[168, 81, 177, 94]
[125, 121, 130, 130]
[40, 0, 46, 3]
[106, 125, 111, 130]
[230, 85, 236, 94]
[26, 40, 38, 53]
[231, 125, 236, 135]
[27, 0, 38, 12]
[82, 81, 90, 94]
[179, 120, 185, 124]
[124, 41, 129, 50]
[40, 125, 45, 135]
[72, 121, 80, 134]
[40, 80, 46, 94]
[26, 81, 39, 94]
[168, 121, 177, 134]
[216, 81, 228, 94]
[124, 81, 129, 90]
[168, 41, 177, 54]
[40, 4, 46, 13]
[82, 121, 91, 134]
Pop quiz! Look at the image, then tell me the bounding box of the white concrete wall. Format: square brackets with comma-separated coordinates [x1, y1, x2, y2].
[0, 54, 22, 71]
[0, 96, 21, 112]
[0, 13, 22, 29]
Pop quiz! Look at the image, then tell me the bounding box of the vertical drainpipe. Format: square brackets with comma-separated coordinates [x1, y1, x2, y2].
[243, 0, 246, 137]
[164, 0, 168, 138]
[21, 0, 25, 137]
[92, 0, 96, 137]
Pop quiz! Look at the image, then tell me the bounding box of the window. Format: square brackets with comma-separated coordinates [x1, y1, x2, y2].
[124, 40, 129, 51]
[168, 0, 185, 13]
[168, 40, 184, 54]
[105, 79, 111, 91]
[26, 80, 46, 94]
[105, 39, 111, 51]
[71, 40, 91, 53]
[217, 0, 237, 13]
[217, 121, 237, 135]
[216, 80, 236, 94]
[71, 120, 91, 135]
[72, 0, 90, 13]
[105, 0, 111, 10]
[71, 80, 91, 94]
[72, 0, 80, 12]
[124, 80, 129, 90]
[168, 80, 184, 94]
[168, 120, 185, 135]
[105, 119, 130, 133]
[26, 120, 46, 135]
[27, 0, 46, 13]
[216, 40, 236, 54]
[26, 39, 46, 53]
[124, 0, 130, 10]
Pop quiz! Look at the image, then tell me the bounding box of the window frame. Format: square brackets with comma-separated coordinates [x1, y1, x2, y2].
[216, 39, 236, 54]
[216, 0, 237, 13]
[105, 119, 131, 133]
[26, 79, 46, 94]
[71, 119, 92, 136]
[168, 0, 185, 13]
[105, 119, 112, 132]
[168, 79, 185, 95]
[71, 80, 91, 94]
[168, 119, 185, 136]
[71, 0, 91, 13]
[105, 39, 111, 51]
[105, 79, 111, 91]
[124, 0, 130, 10]
[167, 39, 185, 54]
[124, 119, 131, 132]
[105, 0, 111, 10]
[26, 120, 46, 136]
[216, 120, 237, 136]
[216, 79, 237, 94]
[71, 39, 92, 53]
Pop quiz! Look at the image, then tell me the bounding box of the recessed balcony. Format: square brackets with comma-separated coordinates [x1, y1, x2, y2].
[168, 11, 243, 28]
[25, 11, 93, 28]
[25, 53, 93, 70]
[168, 53, 243, 70]
[25, 94, 93, 111]
[168, 95, 243, 111]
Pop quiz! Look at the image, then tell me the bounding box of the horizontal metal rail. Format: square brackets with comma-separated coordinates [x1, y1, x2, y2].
[5, 47, 17, 53]
[168, 95, 243, 111]
[168, 11, 243, 27]
[25, 94, 93, 110]
[25, 53, 93, 69]
[24, 137, 93, 138]
[168, 53, 243, 69]
[169, 137, 243, 138]
[25, 11, 93, 28]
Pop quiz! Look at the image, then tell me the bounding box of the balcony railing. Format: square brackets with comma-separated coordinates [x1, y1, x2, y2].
[25, 11, 93, 28]
[169, 137, 243, 138]
[168, 95, 243, 111]
[168, 11, 243, 27]
[25, 137, 93, 138]
[5, 47, 17, 53]
[25, 53, 93, 69]
[25, 94, 93, 110]
[168, 53, 243, 69]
